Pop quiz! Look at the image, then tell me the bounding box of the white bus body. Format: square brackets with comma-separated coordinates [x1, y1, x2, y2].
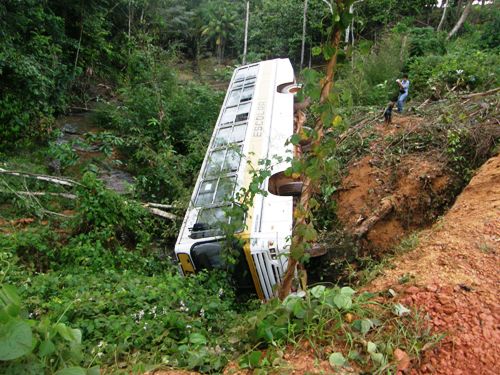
[174, 59, 297, 300]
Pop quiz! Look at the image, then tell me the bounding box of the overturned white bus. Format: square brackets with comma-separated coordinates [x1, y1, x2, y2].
[174, 59, 301, 300]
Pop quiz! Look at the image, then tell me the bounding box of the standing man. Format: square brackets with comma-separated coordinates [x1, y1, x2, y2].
[396, 74, 410, 113]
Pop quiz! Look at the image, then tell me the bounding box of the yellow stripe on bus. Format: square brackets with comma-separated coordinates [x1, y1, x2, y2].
[238, 61, 274, 300]
[237, 233, 264, 300]
[177, 253, 195, 274]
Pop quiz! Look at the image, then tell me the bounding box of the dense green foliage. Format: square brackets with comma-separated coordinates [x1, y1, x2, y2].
[1, 0, 498, 147]
[1, 0, 499, 373]
[92, 46, 224, 202]
[0, 1, 72, 145]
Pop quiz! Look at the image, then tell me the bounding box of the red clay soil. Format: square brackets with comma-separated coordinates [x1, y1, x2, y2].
[222, 346, 334, 375]
[370, 153, 500, 374]
[336, 115, 457, 252]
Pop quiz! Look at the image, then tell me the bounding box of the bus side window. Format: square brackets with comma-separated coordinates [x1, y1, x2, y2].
[247, 65, 258, 77]
[221, 106, 237, 125]
[231, 124, 247, 143]
[227, 89, 242, 106]
[239, 86, 254, 103]
[196, 206, 227, 229]
[214, 176, 236, 203]
[223, 147, 242, 172]
[235, 103, 251, 123]
[214, 126, 232, 147]
[205, 149, 225, 177]
[195, 179, 217, 206]
[234, 68, 247, 81]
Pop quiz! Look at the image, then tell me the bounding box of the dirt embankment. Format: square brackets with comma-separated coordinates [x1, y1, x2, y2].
[371, 154, 500, 374]
[335, 110, 498, 254]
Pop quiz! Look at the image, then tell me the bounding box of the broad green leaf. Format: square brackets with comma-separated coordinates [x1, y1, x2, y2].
[0, 319, 33, 360]
[290, 134, 301, 145]
[367, 341, 377, 354]
[86, 366, 100, 375]
[283, 295, 301, 311]
[55, 323, 81, 344]
[329, 352, 346, 368]
[292, 300, 307, 319]
[333, 294, 352, 310]
[311, 46, 322, 56]
[55, 367, 86, 375]
[71, 329, 82, 344]
[189, 332, 207, 345]
[248, 350, 262, 368]
[39, 339, 56, 357]
[303, 225, 317, 242]
[323, 45, 336, 60]
[310, 285, 326, 299]
[340, 286, 356, 296]
[371, 352, 385, 364]
[360, 319, 373, 335]
[1, 285, 21, 306]
[6, 303, 20, 318]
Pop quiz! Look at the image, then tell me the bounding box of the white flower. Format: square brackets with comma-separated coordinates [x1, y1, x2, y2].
[456, 69, 464, 75]
[134, 310, 145, 323]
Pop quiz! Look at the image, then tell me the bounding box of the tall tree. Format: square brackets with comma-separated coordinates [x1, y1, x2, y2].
[201, 3, 237, 64]
[278, 0, 353, 300]
[437, 0, 449, 31]
[447, 0, 473, 39]
[242, 1, 250, 65]
[300, 0, 308, 70]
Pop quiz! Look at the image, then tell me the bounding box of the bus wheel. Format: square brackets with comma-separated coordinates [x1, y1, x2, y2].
[268, 172, 303, 196]
[277, 82, 302, 94]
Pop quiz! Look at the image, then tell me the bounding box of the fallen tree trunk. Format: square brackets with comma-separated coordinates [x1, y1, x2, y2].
[0, 168, 79, 187]
[143, 202, 176, 210]
[0, 191, 77, 199]
[461, 87, 500, 99]
[0, 171, 178, 220]
[353, 196, 395, 238]
[144, 207, 177, 220]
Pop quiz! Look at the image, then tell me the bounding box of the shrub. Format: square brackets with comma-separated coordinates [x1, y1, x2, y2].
[408, 27, 446, 57]
[408, 48, 499, 99]
[336, 32, 406, 106]
[0, 280, 94, 375]
[0, 1, 72, 147]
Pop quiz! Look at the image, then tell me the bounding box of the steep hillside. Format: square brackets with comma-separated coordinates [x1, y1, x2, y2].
[370, 153, 499, 374]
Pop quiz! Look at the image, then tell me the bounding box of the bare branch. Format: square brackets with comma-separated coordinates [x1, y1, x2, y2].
[0, 191, 77, 199]
[0, 168, 80, 187]
[145, 207, 177, 220]
[461, 87, 500, 99]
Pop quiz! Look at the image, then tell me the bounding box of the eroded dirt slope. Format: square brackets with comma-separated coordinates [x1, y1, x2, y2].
[371, 153, 500, 374]
[336, 115, 459, 252]
[335, 98, 499, 255]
